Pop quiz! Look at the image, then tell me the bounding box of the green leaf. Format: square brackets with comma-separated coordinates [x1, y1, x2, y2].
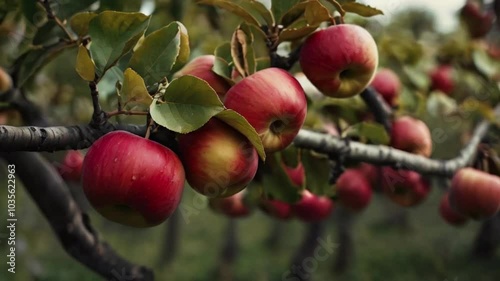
[271, 0, 302, 24]
[88, 11, 150, 78]
[342, 122, 390, 145]
[121, 68, 153, 109]
[20, 0, 40, 25]
[262, 153, 302, 203]
[129, 21, 188, 86]
[341, 2, 383, 17]
[51, 0, 97, 20]
[198, 0, 274, 27]
[213, 42, 235, 83]
[460, 98, 496, 122]
[17, 44, 70, 87]
[150, 75, 225, 133]
[216, 109, 266, 161]
[426, 91, 457, 117]
[279, 0, 330, 42]
[75, 45, 95, 81]
[70, 12, 98, 37]
[301, 149, 331, 196]
[473, 49, 499, 79]
[97, 66, 124, 99]
[319, 96, 367, 124]
[231, 23, 257, 77]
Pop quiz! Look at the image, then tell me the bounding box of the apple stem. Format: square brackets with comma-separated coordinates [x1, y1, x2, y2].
[145, 117, 155, 139]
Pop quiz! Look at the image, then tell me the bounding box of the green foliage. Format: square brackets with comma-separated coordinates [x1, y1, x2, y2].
[301, 149, 331, 196]
[343, 121, 390, 145]
[261, 153, 302, 202]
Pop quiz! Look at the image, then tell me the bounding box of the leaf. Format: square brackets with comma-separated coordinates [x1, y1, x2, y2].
[426, 91, 457, 117]
[198, 0, 274, 27]
[460, 98, 495, 122]
[271, 0, 302, 24]
[212, 42, 235, 83]
[231, 23, 257, 77]
[301, 149, 331, 196]
[341, 2, 383, 17]
[17, 44, 70, 87]
[97, 66, 124, 99]
[171, 22, 190, 73]
[473, 48, 499, 79]
[342, 122, 390, 145]
[88, 11, 150, 78]
[70, 12, 98, 37]
[150, 75, 225, 133]
[75, 45, 95, 81]
[279, 0, 330, 42]
[216, 109, 266, 161]
[51, 0, 97, 20]
[262, 153, 302, 203]
[121, 68, 152, 109]
[129, 21, 188, 86]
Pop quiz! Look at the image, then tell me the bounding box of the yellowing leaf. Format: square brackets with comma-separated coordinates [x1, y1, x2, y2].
[121, 68, 152, 109]
[75, 45, 95, 81]
[70, 12, 97, 37]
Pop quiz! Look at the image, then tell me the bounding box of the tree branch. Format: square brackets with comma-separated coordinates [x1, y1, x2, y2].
[0, 151, 154, 281]
[360, 87, 393, 131]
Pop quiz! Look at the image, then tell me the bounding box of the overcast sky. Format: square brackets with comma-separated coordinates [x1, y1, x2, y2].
[361, 0, 467, 32]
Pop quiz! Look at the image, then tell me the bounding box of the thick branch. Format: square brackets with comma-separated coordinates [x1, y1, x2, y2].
[1, 151, 153, 281]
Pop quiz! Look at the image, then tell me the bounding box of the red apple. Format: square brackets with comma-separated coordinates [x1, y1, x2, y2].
[335, 169, 372, 211]
[292, 190, 334, 222]
[449, 168, 500, 220]
[460, 1, 494, 38]
[209, 191, 250, 218]
[299, 24, 378, 98]
[224, 67, 307, 152]
[381, 167, 431, 207]
[370, 68, 401, 107]
[57, 150, 84, 182]
[259, 198, 293, 220]
[282, 161, 305, 187]
[357, 163, 381, 190]
[429, 65, 454, 95]
[390, 116, 432, 157]
[82, 131, 185, 227]
[174, 55, 231, 99]
[439, 192, 468, 226]
[178, 118, 258, 198]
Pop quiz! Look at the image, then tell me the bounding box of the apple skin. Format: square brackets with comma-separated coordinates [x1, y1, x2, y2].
[381, 167, 431, 207]
[460, 1, 494, 38]
[357, 163, 381, 190]
[449, 168, 500, 220]
[178, 118, 258, 198]
[175, 55, 231, 99]
[390, 116, 432, 157]
[292, 190, 334, 222]
[224, 67, 307, 153]
[282, 161, 305, 187]
[299, 24, 378, 98]
[370, 68, 401, 107]
[429, 65, 454, 95]
[82, 131, 185, 228]
[209, 191, 250, 218]
[439, 192, 468, 226]
[259, 199, 293, 220]
[57, 150, 84, 182]
[335, 169, 372, 211]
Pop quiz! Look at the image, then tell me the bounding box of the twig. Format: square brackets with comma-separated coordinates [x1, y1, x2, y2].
[37, 0, 76, 42]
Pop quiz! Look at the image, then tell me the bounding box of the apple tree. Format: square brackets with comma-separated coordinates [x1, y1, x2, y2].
[0, 0, 499, 280]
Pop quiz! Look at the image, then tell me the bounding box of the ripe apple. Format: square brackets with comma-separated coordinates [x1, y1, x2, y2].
[335, 169, 372, 211]
[370, 68, 401, 107]
[449, 168, 500, 220]
[174, 55, 231, 99]
[82, 131, 185, 227]
[209, 191, 250, 218]
[282, 161, 305, 187]
[224, 67, 307, 152]
[0, 67, 12, 94]
[299, 24, 378, 98]
[390, 116, 432, 157]
[439, 192, 468, 226]
[292, 190, 334, 222]
[460, 1, 494, 38]
[57, 150, 84, 182]
[429, 65, 454, 95]
[178, 118, 258, 198]
[381, 167, 431, 207]
[356, 163, 381, 190]
[259, 198, 293, 220]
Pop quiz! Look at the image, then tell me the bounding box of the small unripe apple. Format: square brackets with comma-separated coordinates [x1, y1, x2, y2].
[0, 67, 13, 94]
[460, 1, 494, 38]
[299, 24, 378, 98]
[209, 191, 250, 218]
[224, 67, 307, 152]
[178, 118, 258, 198]
[370, 68, 401, 107]
[82, 131, 185, 227]
[439, 192, 468, 226]
[282, 161, 305, 187]
[382, 167, 431, 207]
[57, 150, 84, 182]
[335, 169, 372, 211]
[429, 65, 454, 95]
[259, 198, 293, 220]
[390, 116, 432, 157]
[292, 190, 334, 222]
[449, 168, 500, 220]
[175, 55, 231, 99]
